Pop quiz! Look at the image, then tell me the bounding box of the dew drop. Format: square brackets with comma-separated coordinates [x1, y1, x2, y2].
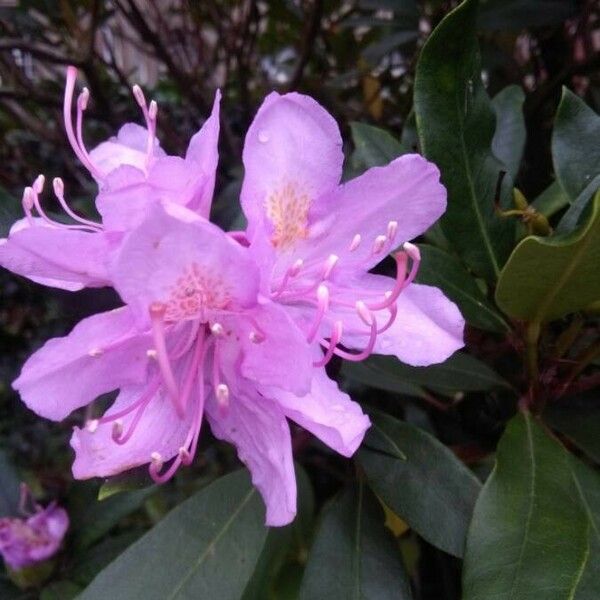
[258, 130, 269, 143]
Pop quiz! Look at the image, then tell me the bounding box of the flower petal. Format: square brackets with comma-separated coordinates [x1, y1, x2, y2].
[241, 92, 343, 238]
[13, 307, 150, 421]
[330, 276, 464, 366]
[206, 389, 296, 526]
[185, 90, 221, 217]
[0, 218, 113, 290]
[262, 364, 370, 457]
[111, 203, 259, 325]
[71, 381, 194, 478]
[239, 301, 313, 395]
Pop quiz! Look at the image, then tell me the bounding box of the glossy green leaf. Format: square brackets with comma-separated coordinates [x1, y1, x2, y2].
[73, 485, 156, 550]
[414, 0, 514, 281]
[530, 181, 570, 218]
[491, 85, 526, 179]
[463, 413, 589, 600]
[298, 482, 412, 600]
[341, 359, 426, 398]
[350, 122, 407, 171]
[496, 190, 600, 322]
[416, 244, 509, 333]
[552, 88, 600, 202]
[358, 411, 481, 557]
[343, 352, 510, 397]
[79, 470, 267, 600]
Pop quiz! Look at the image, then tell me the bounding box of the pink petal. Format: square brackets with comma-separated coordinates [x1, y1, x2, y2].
[332, 276, 464, 366]
[239, 301, 313, 395]
[71, 382, 194, 478]
[0, 218, 113, 290]
[206, 390, 296, 526]
[241, 92, 343, 238]
[111, 203, 259, 326]
[13, 307, 150, 421]
[185, 90, 221, 217]
[262, 364, 370, 457]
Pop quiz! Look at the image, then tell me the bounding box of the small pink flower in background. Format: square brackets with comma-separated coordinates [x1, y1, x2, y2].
[240, 92, 464, 369]
[0, 66, 220, 291]
[0, 486, 68, 571]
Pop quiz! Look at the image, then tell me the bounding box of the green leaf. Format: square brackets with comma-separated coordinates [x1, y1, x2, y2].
[350, 122, 407, 171]
[358, 411, 481, 557]
[73, 485, 156, 550]
[79, 471, 267, 600]
[298, 482, 412, 600]
[416, 244, 509, 333]
[414, 0, 514, 281]
[530, 181, 570, 218]
[556, 174, 600, 234]
[40, 581, 83, 600]
[545, 405, 600, 464]
[343, 352, 511, 397]
[491, 85, 526, 179]
[552, 88, 600, 202]
[341, 359, 426, 398]
[463, 413, 589, 600]
[495, 190, 600, 322]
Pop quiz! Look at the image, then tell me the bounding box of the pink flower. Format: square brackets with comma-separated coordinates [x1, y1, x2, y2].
[0, 66, 220, 291]
[0, 490, 68, 571]
[239, 92, 464, 369]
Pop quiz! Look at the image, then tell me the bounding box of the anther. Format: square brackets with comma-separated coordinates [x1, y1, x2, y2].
[52, 177, 64, 197]
[178, 447, 191, 464]
[150, 452, 163, 470]
[111, 420, 123, 442]
[249, 331, 265, 344]
[322, 254, 339, 280]
[403, 241, 420, 261]
[356, 300, 373, 326]
[33, 174, 45, 194]
[149, 301, 166, 317]
[210, 322, 224, 337]
[132, 84, 146, 108]
[290, 259, 304, 277]
[88, 348, 103, 357]
[149, 100, 158, 121]
[146, 349, 158, 359]
[216, 383, 230, 417]
[78, 87, 90, 111]
[387, 220, 398, 241]
[349, 234, 362, 252]
[85, 419, 99, 433]
[22, 188, 34, 211]
[372, 235, 387, 255]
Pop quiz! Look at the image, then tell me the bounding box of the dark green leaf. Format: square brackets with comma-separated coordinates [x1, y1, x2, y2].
[545, 406, 600, 464]
[358, 411, 481, 557]
[552, 88, 600, 202]
[79, 470, 267, 600]
[341, 359, 426, 398]
[344, 352, 511, 397]
[299, 482, 412, 600]
[416, 244, 509, 333]
[530, 181, 570, 218]
[556, 174, 600, 234]
[350, 122, 407, 172]
[491, 85, 526, 179]
[463, 413, 589, 600]
[496, 190, 600, 322]
[414, 0, 514, 281]
[40, 581, 83, 600]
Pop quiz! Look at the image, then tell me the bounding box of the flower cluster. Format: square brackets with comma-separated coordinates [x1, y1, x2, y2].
[0, 68, 464, 526]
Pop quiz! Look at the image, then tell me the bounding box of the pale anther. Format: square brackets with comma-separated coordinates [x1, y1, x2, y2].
[356, 300, 373, 326]
[150, 452, 163, 469]
[52, 177, 64, 197]
[349, 234, 362, 252]
[322, 254, 339, 280]
[249, 331, 264, 344]
[88, 348, 103, 357]
[146, 349, 158, 359]
[86, 419, 99, 433]
[403, 241, 420, 261]
[210, 322, 224, 336]
[22, 188, 34, 210]
[372, 235, 387, 254]
[387, 220, 398, 241]
[78, 87, 90, 110]
[149, 100, 158, 120]
[132, 84, 146, 108]
[33, 175, 45, 194]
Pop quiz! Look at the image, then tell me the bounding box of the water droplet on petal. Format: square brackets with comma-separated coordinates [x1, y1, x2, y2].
[258, 130, 269, 143]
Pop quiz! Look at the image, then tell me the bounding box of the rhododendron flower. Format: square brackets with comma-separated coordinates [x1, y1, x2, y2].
[0, 489, 68, 571]
[0, 66, 220, 291]
[239, 92, 464, 368]
[12, 203, 367, 525]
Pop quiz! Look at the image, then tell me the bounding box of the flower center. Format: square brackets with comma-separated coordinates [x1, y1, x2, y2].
[265, 182, 311, 250]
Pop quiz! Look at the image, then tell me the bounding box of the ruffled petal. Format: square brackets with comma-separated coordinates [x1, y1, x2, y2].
[0, 218, 113, 290]
[241, 92, 343, 238]
[206, 389, 296, 526]
[238, 301, 313, 395]
[262, 364, 370, 457]
[13, 307, 150, 421]
[71, 381, 194, 478]
[111, 203, 259, 326]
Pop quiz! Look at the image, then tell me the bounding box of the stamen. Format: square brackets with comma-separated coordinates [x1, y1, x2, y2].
[366, 252, 408, 311]
[88, 348, 103, 357]
[132, 84, 147, 109]
[150, 452, 163, 471]
[271, 259, 303, 298]
[387, 220, 398, 242]
[85, 419, 99, 433]
[210, 322, 224, 337]
[331, 315, 378, 362]
[216, 383, 230, 417]
[372, 235, 387, 255]
[63, 67, 104, 180]
[146, 349, 158, 359]
[33, 174, 45, 194]
[306, 284, 329, 343]
[149, 302, 183, 418]
[349, 234, 362, 252]
[355, 300, 373, 326]
[314, 321, 343, 367]
[322, 254, 339, 280]
[178, 447, 191, 464]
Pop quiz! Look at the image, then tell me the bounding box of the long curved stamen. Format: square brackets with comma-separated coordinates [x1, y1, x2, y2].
[52, 177, 102, 230]
[365, 252, 409, 311]
[149, 302, 183, 418]
[132, 84, 157, 165]
[271, 259, 303, 298]
[331, 313, 378, 362]
[306, 284, 329, 343]
[314, 320, 343, 367]
[93, 379, 160, 428]
[21, 187, 35, 225]
[64, 67, 104, 180]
